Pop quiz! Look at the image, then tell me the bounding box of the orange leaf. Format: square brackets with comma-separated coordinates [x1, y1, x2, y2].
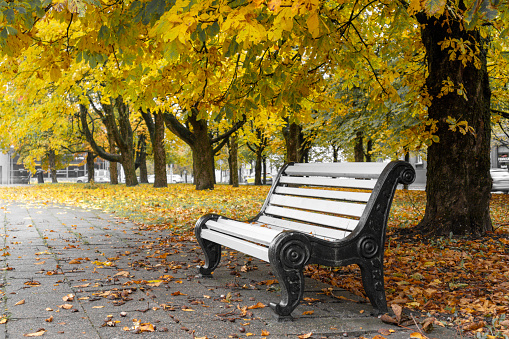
[171, 291, 186, 296]
[15, 299, 25, 306]
[302, 311, 314, 315]
[247, 302, 265, 309]
[298, 333, 313, 339]
[261, 330, 270, 336]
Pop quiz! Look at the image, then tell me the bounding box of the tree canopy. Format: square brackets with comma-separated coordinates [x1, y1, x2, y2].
[1, 0, 509, 234]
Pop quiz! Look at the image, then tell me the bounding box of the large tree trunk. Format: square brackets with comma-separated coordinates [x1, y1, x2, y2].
[153, 112, 167, 188]
[284, 122, 300, 162]
[354, 131, 364, 162]
[416, 9, 492, 236]
[190, 116, 215, 190]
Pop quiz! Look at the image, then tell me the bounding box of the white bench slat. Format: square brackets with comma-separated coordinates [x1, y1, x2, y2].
[286, 162, 387, 179]
[256, 215, 350, 241]
[279, 176, 377, 190]
[200, 229, 269, 262]
[274, 186, 371, 203]
[269, 194, 365, 218]
[205, 219, 279, 246]
[265, 205, 359, 231]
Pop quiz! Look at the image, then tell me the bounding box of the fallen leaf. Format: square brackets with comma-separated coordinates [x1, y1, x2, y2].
[72, 283, 90, 288]
[422, 317, 436, 332]
[297, 333, 313, 339]
[62, 294, 74, 302]
[34, 261, 46, 265]
[247, 302, 265, 309]
[302, 311, 314, 315]
[171, 291, 186, 296]
[463, 321, 486, 332]
[92, 306, 104, 309]
[23, 329, 46, 337]
[15, 299, 25, 306]
[0, 317, 7, 324]
[45, 316, 53, 323]
[409, 333, 426, 339]
[380, 314, 398, 325]
[261, 330, 270, 335]
[391, 304, 403, 323]
[114, 271, 130, 277]
[59, 304, 73, 310]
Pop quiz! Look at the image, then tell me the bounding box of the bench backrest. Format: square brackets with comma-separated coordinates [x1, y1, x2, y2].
[254, 161, 414, 242]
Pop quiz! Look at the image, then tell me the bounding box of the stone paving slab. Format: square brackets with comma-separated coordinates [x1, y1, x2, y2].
[0, 199, 461, 339]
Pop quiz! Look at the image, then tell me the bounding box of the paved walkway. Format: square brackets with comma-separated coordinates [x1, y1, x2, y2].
[0, 200, 459, 339]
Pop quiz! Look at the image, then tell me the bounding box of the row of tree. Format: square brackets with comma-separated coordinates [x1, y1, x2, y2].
[0, 0, 509, 237]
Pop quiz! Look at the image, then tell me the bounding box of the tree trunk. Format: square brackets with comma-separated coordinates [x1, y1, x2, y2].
[416, 9, 492, 236]
[332, 145, 340, 162]
[137, 135, 149, 183]
[354, 131, 364, 162]
[254, 150, 262, 185]
[48, 150, 58, 183]
[365, 139, 373, 162]
[263, 157, 267, 185]
[190, 116, 215, 190]
[86, 151, 95, 183]
[110, 161, 118, 185]
[153, 113, 167, 188]
[284, 122, 300, 163]
[106, 120, 119, 185]
[229, 133, 239, 187]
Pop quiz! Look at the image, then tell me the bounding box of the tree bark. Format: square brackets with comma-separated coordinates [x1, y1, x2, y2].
[48, 150, 58, 183]
[416, 8, 492, 236]
[86, 151, 95, 183]
[105, 118, 119, 185]
[153, 112, 168, 188]
[141, 110, 167, 188]
[284, 122, 300, 163]
[136, 134, 149, 183]
[229, 133, 239, 187]
[354, 131, 364, 162]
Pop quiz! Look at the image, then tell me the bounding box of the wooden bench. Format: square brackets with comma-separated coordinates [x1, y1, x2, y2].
[195, 161, 415, 320]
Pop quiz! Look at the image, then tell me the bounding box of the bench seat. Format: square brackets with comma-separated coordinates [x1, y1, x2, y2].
[195, 161, 415, 320]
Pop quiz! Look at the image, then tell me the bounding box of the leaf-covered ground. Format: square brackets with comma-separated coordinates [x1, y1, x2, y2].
[1, 183, 508, 338]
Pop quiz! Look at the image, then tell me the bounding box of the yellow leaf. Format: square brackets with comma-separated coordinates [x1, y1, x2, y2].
[302, 310, 314, 315]
[261, 330, 270, 336]
[23, 329, 46, 337]
[307, 12, 320, 38]
[410, 333, 426, 339]
[0, 318, 7, 324]
[298, 333, 313, 339]
[15, 299, 25, 306]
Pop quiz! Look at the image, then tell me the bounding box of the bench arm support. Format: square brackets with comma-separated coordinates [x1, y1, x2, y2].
[195, 214, 222, 276]
[268, 232, 311, 320]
